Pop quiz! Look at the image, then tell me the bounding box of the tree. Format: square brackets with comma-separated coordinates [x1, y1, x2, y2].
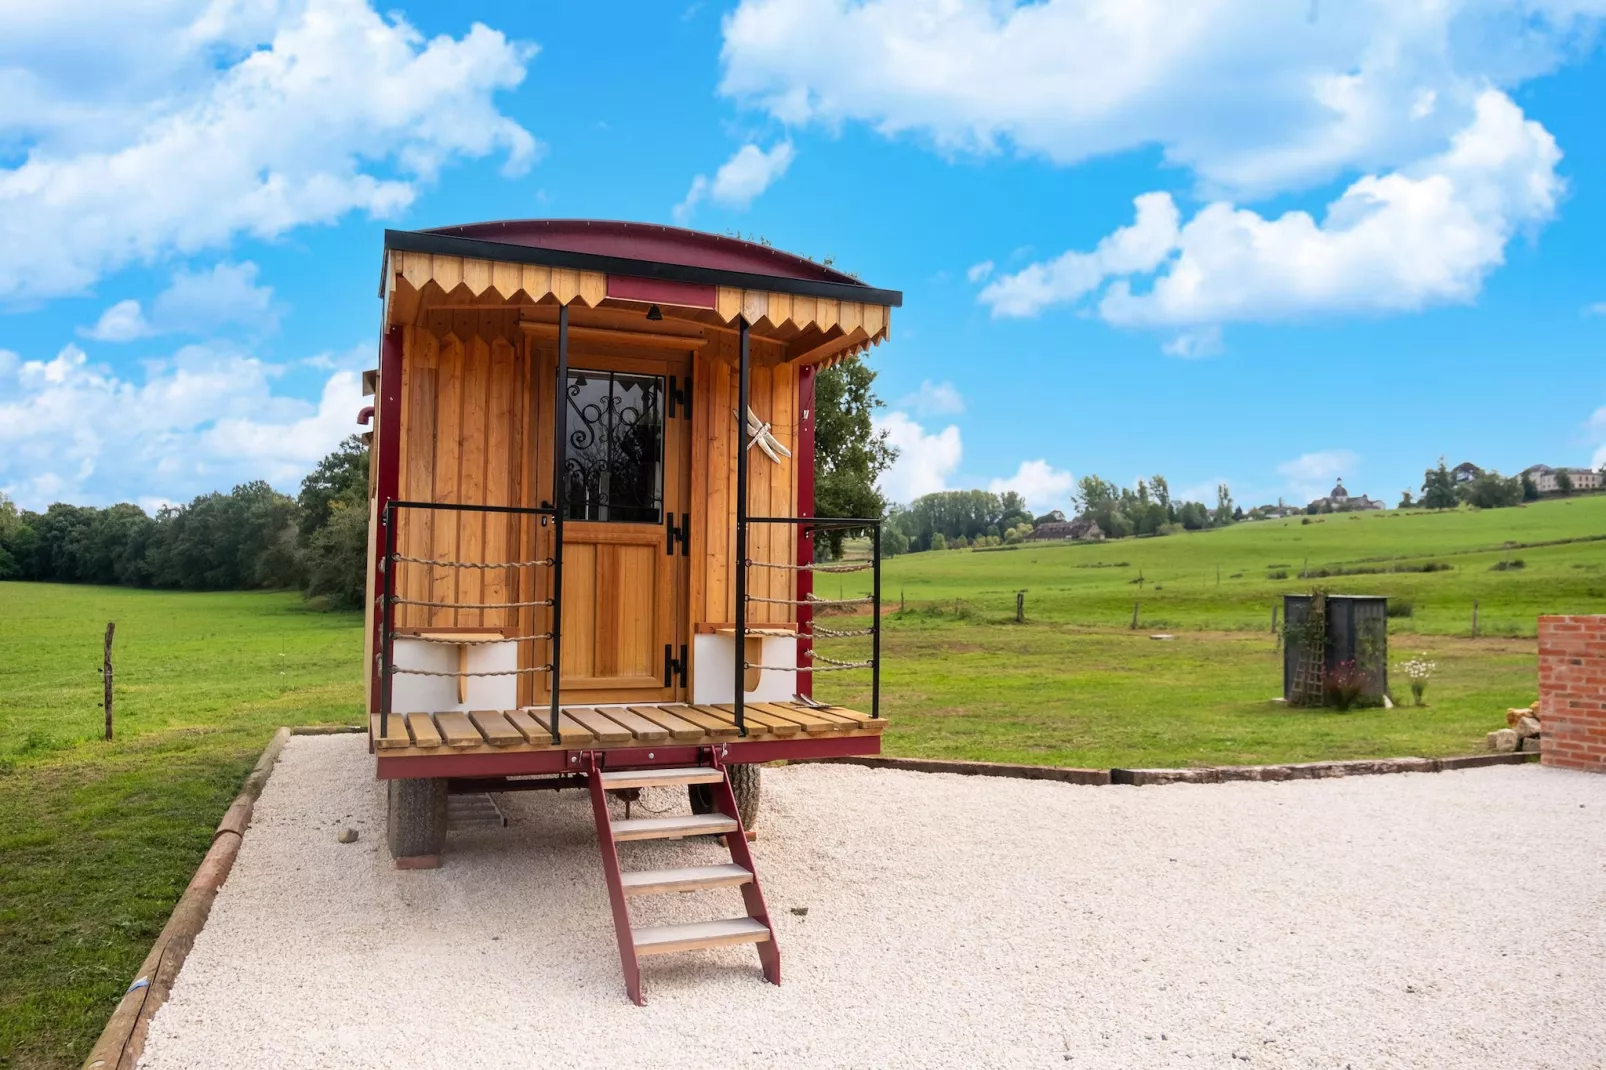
[1465, 470, 1522, 510]
[298, 435, 369, 537]
[301, 491, 369, 609]
[814, 356, 897, 557]
[930, 532, 947, 551]
[1150, 474, 1171, 513]
[1213, 483, 1235, 527]
[1420, 461, 1458, 510]
[1556, 469, 1574, 496]
[1399, 489, 1416, 509]
[1520, 472, 1540, 502]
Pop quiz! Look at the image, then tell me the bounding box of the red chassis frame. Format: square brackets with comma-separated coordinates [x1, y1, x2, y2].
[375, 731, 880, 780]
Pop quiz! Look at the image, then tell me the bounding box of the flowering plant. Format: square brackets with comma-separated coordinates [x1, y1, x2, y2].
[1324, 659, 1367, 711]
[1398, 653, 1436, 706]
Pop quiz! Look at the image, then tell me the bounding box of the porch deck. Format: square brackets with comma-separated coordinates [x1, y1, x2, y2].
[369, 702, 884, 762]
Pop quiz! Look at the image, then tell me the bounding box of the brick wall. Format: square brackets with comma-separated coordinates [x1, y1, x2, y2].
[1538, 615, 1606, 772]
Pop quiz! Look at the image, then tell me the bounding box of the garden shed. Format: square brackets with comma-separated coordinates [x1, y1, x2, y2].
[1283, 593, 1389, 706]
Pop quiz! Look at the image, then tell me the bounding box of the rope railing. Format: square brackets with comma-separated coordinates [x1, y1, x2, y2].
[404, 632, 552, 645]
[808, 625, 876, 638]
[743, 662, 872, 673]
[393, 554, 554, 570]
[805, 650, 875, 668]
[388, 665, 552, 677]
[746, 559, 874, 574]
[746, 593, 873, 607]
[390, 596, 553, 610]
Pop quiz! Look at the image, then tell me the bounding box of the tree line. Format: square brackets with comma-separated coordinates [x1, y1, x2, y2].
[1403, 460, 1599, 512]
[1069, 474, 1238, 539]
[0, 436, 371, 608]
[0, 354, 895, 599]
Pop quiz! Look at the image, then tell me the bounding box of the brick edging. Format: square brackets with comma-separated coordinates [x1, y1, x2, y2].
[799, 751, 1538, 787]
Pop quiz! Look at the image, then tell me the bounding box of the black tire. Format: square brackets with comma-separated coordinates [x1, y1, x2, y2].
[688, 763, 761, 830]
[387, 777, 447, 861]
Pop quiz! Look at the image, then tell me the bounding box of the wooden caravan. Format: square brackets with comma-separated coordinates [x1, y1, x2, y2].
[361, 220, 899, 1003]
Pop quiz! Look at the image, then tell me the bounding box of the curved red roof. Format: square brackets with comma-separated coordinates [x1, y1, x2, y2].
[421, 219, 861, 287]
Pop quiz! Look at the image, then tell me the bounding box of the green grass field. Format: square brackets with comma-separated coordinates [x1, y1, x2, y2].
[0, 586, 361, 1069]
[2, 497, 1602, 1067]
[868, 494, 1606, 636]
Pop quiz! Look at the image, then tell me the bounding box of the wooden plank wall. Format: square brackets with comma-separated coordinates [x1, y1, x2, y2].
[690, 340, 798, 628]
[395, 326, 543, 646]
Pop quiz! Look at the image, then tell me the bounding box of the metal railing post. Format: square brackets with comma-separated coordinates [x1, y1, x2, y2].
[380, 500, 396, 738]
[734, 317, 750, 737]
[871, 520, 881, 720]
[550, 303, 569, 746]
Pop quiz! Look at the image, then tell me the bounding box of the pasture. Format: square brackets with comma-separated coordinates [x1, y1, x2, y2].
[2, 498, 1602, 1066]
[871, 494, 1606, 636]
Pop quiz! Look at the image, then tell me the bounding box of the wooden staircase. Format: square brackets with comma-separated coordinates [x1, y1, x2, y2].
[585, 754, 780, 1005]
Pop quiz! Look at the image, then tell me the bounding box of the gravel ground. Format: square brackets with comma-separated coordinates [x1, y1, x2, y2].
[138, 736, 1606, 1070]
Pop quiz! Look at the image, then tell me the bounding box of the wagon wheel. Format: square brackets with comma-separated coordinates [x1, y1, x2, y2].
[688, 763, 761, 830]
[387, 777, 447, 864]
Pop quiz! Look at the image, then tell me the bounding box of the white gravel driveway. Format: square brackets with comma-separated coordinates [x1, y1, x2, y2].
[139, 735, 1606, 1070]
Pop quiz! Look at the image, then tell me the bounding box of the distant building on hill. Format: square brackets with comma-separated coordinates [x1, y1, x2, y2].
[1308, 479, 1384, 512]
[1026, 516, 1104, 541]
[1452, 462, 1482, 484]
[1525, 465, 1603, 493]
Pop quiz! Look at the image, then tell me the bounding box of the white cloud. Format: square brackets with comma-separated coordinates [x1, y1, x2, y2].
[874, 410, 962, 503]
[966, 260, 994, 283]
[0, 338, 368, 508]
[897, 379, 964, 416]
[81, 299, 150, 342]
[1588, 404, 1606, 470]
[1585, 301, 1606, 316]
[721, 0, 1602, 198]
[0, 0, 537, 302]
[152, 261, 277, 333]
[675, 141, 796, 223]
[982, 92, 1562, 332]
[80, 261, 277, 341]
[979, 191, 1179, 316]
[1276, 449, 1359, 503]
[987, 459, 1075, 514]
[1161, 326, 1224, 359]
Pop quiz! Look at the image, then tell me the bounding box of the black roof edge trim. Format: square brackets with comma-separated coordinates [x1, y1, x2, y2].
[383, 229, 903, 308]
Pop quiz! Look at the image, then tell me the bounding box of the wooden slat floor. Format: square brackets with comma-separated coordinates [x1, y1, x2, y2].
[370, 702, 885, 757]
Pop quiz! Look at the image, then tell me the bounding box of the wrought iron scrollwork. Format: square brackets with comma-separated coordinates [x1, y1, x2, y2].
[563, 371, 665, 523]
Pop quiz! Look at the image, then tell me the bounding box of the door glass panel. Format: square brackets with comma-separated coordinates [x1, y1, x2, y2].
[563, 370, 664, 523]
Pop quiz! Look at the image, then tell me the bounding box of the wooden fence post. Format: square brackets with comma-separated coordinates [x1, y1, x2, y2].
[1015, 591, 1025, 624]
[1131, 601, 1139, 630]
[102, 621, 116, 741]
[1471, 601, 1479, 639]
[1271, 603, 1279, 634]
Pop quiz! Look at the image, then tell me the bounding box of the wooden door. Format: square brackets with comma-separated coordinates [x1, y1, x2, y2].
[554, 349, 690, 702]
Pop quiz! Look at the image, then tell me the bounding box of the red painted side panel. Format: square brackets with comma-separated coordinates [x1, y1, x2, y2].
[369, 326, 403, 712]
[605, 274, 717, 309]
[375, 731, 881, 780]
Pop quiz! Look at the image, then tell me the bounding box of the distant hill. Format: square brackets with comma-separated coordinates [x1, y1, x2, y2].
[879, 496, 1606, 637]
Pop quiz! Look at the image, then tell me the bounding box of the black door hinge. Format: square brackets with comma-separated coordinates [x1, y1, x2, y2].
[668, 374, 692, 419]
[666, 512, 689, 555]
[663, 643, 687, 688]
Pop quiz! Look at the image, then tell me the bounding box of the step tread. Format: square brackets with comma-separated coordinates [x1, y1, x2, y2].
[633, 916, 771, 954]
[621, 863, 753, 896]
[611, 812, 738, 841]
[599, 766, 723, 789]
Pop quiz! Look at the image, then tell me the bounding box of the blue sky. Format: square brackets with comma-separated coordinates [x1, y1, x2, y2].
[3, 0, 1604, 517]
